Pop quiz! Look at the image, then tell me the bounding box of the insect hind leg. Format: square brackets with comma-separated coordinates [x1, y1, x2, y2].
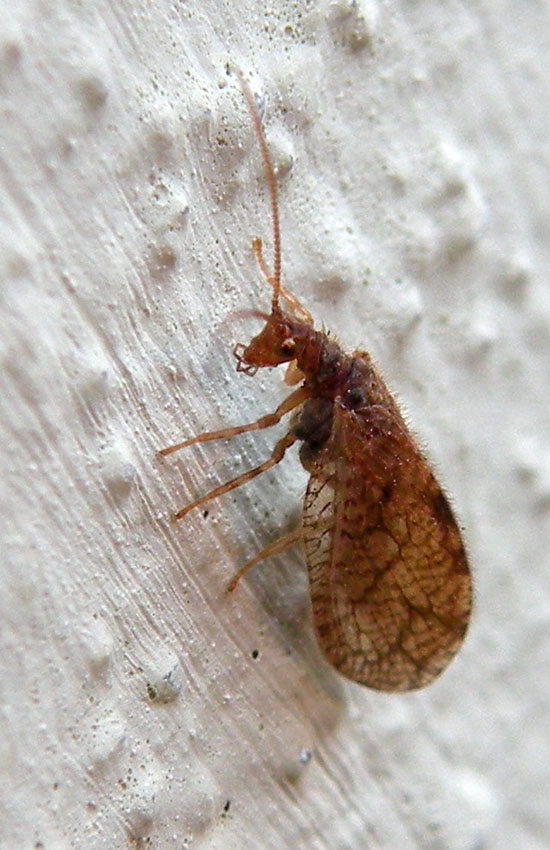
[226, 526, 302, 592]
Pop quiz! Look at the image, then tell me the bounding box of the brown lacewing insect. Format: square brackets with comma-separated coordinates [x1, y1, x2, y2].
[159, 70, 472, 691]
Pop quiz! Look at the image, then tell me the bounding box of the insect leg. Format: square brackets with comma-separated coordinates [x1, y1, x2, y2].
[158, 385, 308, 457]
[172, 431, 298, 521]
[226, 526, 302, 592]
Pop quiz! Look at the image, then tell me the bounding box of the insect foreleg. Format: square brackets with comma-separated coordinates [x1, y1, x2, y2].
[158, 385, 308, 457]
[171, 431, 298, 521]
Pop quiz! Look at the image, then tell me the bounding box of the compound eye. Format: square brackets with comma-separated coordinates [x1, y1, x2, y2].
[280, 337, 297, 356]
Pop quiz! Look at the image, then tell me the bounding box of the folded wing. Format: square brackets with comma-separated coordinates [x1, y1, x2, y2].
[303, 399, 472, 691]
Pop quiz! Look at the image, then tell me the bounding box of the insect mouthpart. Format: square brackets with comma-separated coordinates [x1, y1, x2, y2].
[233, 342, 259, 376]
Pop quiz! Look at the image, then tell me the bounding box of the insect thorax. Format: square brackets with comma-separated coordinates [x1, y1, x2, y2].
[291, 336, 354, 469]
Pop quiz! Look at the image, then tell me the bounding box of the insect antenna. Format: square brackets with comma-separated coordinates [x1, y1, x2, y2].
[234, 68, 313, 325]
[234, 67, 281, 314]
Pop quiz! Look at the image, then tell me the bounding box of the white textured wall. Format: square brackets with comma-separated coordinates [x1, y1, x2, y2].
[2, 1, 549, 848]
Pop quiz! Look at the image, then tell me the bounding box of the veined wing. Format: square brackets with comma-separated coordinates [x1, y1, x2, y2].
[303, 398, 472, 691]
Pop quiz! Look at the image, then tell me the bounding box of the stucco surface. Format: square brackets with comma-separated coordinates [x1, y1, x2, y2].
[1, 2, 549, 848]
